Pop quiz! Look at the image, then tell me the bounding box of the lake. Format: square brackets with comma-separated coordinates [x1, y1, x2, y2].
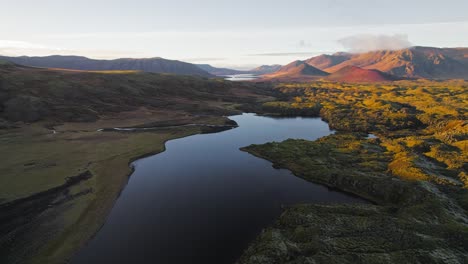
[224, 74, 260, 81]
[72, 113, 365, 264]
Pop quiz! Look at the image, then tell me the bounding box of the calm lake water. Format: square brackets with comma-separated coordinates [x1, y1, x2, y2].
[72, 113, 364, 264]
[224, 74, 260, 81]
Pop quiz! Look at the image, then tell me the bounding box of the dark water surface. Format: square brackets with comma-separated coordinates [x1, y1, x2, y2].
[73, 113, 364, 264]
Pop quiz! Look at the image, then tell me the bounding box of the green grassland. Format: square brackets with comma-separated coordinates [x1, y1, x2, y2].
[238, 80, 468, 263]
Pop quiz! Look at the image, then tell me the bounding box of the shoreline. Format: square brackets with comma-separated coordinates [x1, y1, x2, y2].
[70, 115, 372, 264]
[0, 116, 239, 264]
[237, 134, 468, 263]
[60, 121, 241, 264]
[68, 124, 237, 262]
[3, 104, 466, 263]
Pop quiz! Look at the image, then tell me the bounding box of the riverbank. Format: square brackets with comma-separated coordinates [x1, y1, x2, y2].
[71, 113, 366, 264]
[237, 80, 468, 263]
[238, 133, 468, 263]
[0, 111, 236, 264]
[0, 64, 278, 263]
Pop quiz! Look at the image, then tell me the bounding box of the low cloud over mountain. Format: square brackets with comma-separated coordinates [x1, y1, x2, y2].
[338, 34, 413, 53]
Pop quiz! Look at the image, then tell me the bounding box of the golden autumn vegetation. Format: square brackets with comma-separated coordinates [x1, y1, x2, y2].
[262, 80, 467, 186]
[239, 80, 468, 263]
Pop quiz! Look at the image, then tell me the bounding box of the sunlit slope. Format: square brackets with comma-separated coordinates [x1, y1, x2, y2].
[306, 47, 468, 79]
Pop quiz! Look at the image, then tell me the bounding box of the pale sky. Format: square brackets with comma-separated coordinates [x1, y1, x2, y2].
[1, 0, 468, 69]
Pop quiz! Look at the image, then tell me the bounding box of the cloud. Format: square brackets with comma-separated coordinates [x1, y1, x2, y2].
[337, 34, 413, 53]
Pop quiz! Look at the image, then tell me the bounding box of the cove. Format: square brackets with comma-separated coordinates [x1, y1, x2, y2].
[72, 113, 365, 264]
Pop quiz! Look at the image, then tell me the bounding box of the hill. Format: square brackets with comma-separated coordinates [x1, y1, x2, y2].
[262, 61, 329, 81]
[0, 63, 268, 124]
[310, 47, 468, 79]
[305, 53, 351, 70]
[326, 66, 399, 82]
[196, 64, 247, 75]
[250, 65, 282, 75]
[0, 55, 213, 77]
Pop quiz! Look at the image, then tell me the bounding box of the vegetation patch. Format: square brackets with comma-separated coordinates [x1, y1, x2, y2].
[239, 134, 468, 263]
[239, 80, 468, 263]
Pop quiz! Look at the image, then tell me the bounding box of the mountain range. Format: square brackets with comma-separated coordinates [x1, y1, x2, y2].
[0, 55, 214, 77]
[261, 61, 398, 83]
[259, 46, 468, 82]
[0, 55, 284, 77]
[1, 46, 467, 82]
[306, 46, 468, 80]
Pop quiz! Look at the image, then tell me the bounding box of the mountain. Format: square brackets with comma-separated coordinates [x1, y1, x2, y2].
[305, 53, 351, 70]
[326, 66, 399, 83]
[438, 47, 468, 65]
[196, 64, 247, 75]
[275, 61, 329, 76]
[262, 61, 329, 81]
[0, 55, 213, 77]
[250, 65, 282, 75]
[308, 47, 468, 79]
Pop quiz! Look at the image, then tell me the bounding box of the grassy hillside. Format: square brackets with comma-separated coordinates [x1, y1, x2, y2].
[0, 64, 271, 125]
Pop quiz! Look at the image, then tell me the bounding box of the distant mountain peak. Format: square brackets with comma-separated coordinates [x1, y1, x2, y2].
[260, 60, 329, 81]
[273, 60, 329, 76]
